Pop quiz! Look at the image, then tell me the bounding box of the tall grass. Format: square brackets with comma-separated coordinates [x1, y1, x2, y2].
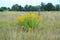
[0, 11, 60, 40]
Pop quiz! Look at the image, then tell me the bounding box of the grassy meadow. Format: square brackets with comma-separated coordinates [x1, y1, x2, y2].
[0, 11, 60, 40]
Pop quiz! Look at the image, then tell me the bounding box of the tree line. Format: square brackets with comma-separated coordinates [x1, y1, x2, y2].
[0, 2, 60, 11]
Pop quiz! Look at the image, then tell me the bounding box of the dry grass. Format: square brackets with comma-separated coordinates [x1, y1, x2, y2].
[0, 11, 60, 40]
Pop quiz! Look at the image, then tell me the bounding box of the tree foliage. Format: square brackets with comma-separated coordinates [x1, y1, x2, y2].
[0, 2, 60, 11]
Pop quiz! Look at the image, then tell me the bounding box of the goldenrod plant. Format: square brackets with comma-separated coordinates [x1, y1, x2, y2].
[16, 12, 43, 31]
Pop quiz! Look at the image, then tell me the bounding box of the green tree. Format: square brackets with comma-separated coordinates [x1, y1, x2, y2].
[55, 4, 60, 11]
[11, 4, 19, 11]
[40, 2, 45, 11]
[25, 5, 33, 11]
[24, 5, 38, 11]
[18, 5, 24, 11]
[11, 4, 24, 11]
[0, 7, 8, 11]
[44, 3, 55, 11]
[24, 5, 29, 11]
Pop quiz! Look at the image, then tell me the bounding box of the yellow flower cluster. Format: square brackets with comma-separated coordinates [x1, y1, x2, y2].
[16, 12, 38, 22]
[16, 16, 24, 22]
[27, 12, 38, 20]
[16, 12, 43, 22]
[16, 12, 43, 31]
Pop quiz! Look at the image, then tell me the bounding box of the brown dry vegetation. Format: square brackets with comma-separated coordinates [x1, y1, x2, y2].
[0, 11, 60, 40]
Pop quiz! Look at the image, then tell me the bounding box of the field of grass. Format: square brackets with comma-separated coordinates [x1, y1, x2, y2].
[0, 11, 60, 40]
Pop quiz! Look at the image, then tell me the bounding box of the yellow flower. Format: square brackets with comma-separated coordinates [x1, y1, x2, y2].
[16, 16, 24, 22]
[16, 16, 20, 20]
[27, 12, 37, 20]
